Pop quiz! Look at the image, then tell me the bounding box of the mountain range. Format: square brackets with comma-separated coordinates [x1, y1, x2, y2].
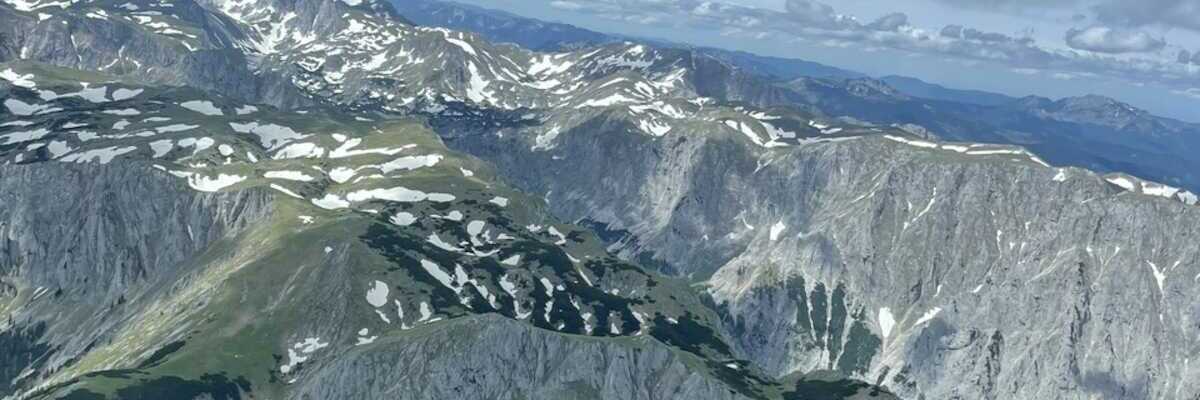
[1, 0, 1198, 399]
[396, 0, 1200, 194]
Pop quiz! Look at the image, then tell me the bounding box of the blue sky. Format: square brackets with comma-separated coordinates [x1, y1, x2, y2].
[454, 0, 1200, 122]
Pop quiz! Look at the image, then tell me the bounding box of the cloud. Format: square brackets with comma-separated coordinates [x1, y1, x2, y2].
[1174, 87, 1200, 99]
[869, 13, 909, 31]
[940, 24, 964, 38]
[1093, 0, 1200, 32]
[941, 24, 1038, 47]
[1064, 26, 1166, 53]
[933, 0, 1200, 33]
[931, 0, 1082, 13]
[1180, 50, 1194, 63]
[784, 0, 836, 20]
[548, 1, 583, 11]
[781, 0, 859, 30]
[934, 0, 1200, 35]
[963, 28, 1028, 44]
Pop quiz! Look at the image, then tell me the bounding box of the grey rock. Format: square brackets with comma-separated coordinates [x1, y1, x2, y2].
[434, 115, 1200, 400]
[292, 314, 752, 400]
[0, 68, 849, 400]
[0, 162, 272, 394]
[0, 4, 285, 105]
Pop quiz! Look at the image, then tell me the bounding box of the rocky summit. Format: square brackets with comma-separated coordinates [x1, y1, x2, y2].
[0, 0, 1196, 399]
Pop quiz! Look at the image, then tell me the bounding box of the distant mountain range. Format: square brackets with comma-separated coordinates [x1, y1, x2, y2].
[391, 0, 1029, 105]
[877, 75, 1017, 106]
[391, 0, 866, 81]
[392, 0, 613, 51]
[394, 0, 1200, 194]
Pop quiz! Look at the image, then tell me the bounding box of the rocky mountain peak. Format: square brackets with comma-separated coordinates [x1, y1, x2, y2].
[1054, 94, 1146, 118]
[840, 77, 906, 99]
[1013, 93, 1163, 131]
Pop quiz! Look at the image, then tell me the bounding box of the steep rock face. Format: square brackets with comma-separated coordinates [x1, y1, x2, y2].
[0, 162, 272, 300]
[703, 142, 1200, 400]
[0, 4, 272, 104]
[0, 65, 876, 400]
[0, 162, 273, 394]
[435, 118, 1200, 399]
[292, 314, 752, 400]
